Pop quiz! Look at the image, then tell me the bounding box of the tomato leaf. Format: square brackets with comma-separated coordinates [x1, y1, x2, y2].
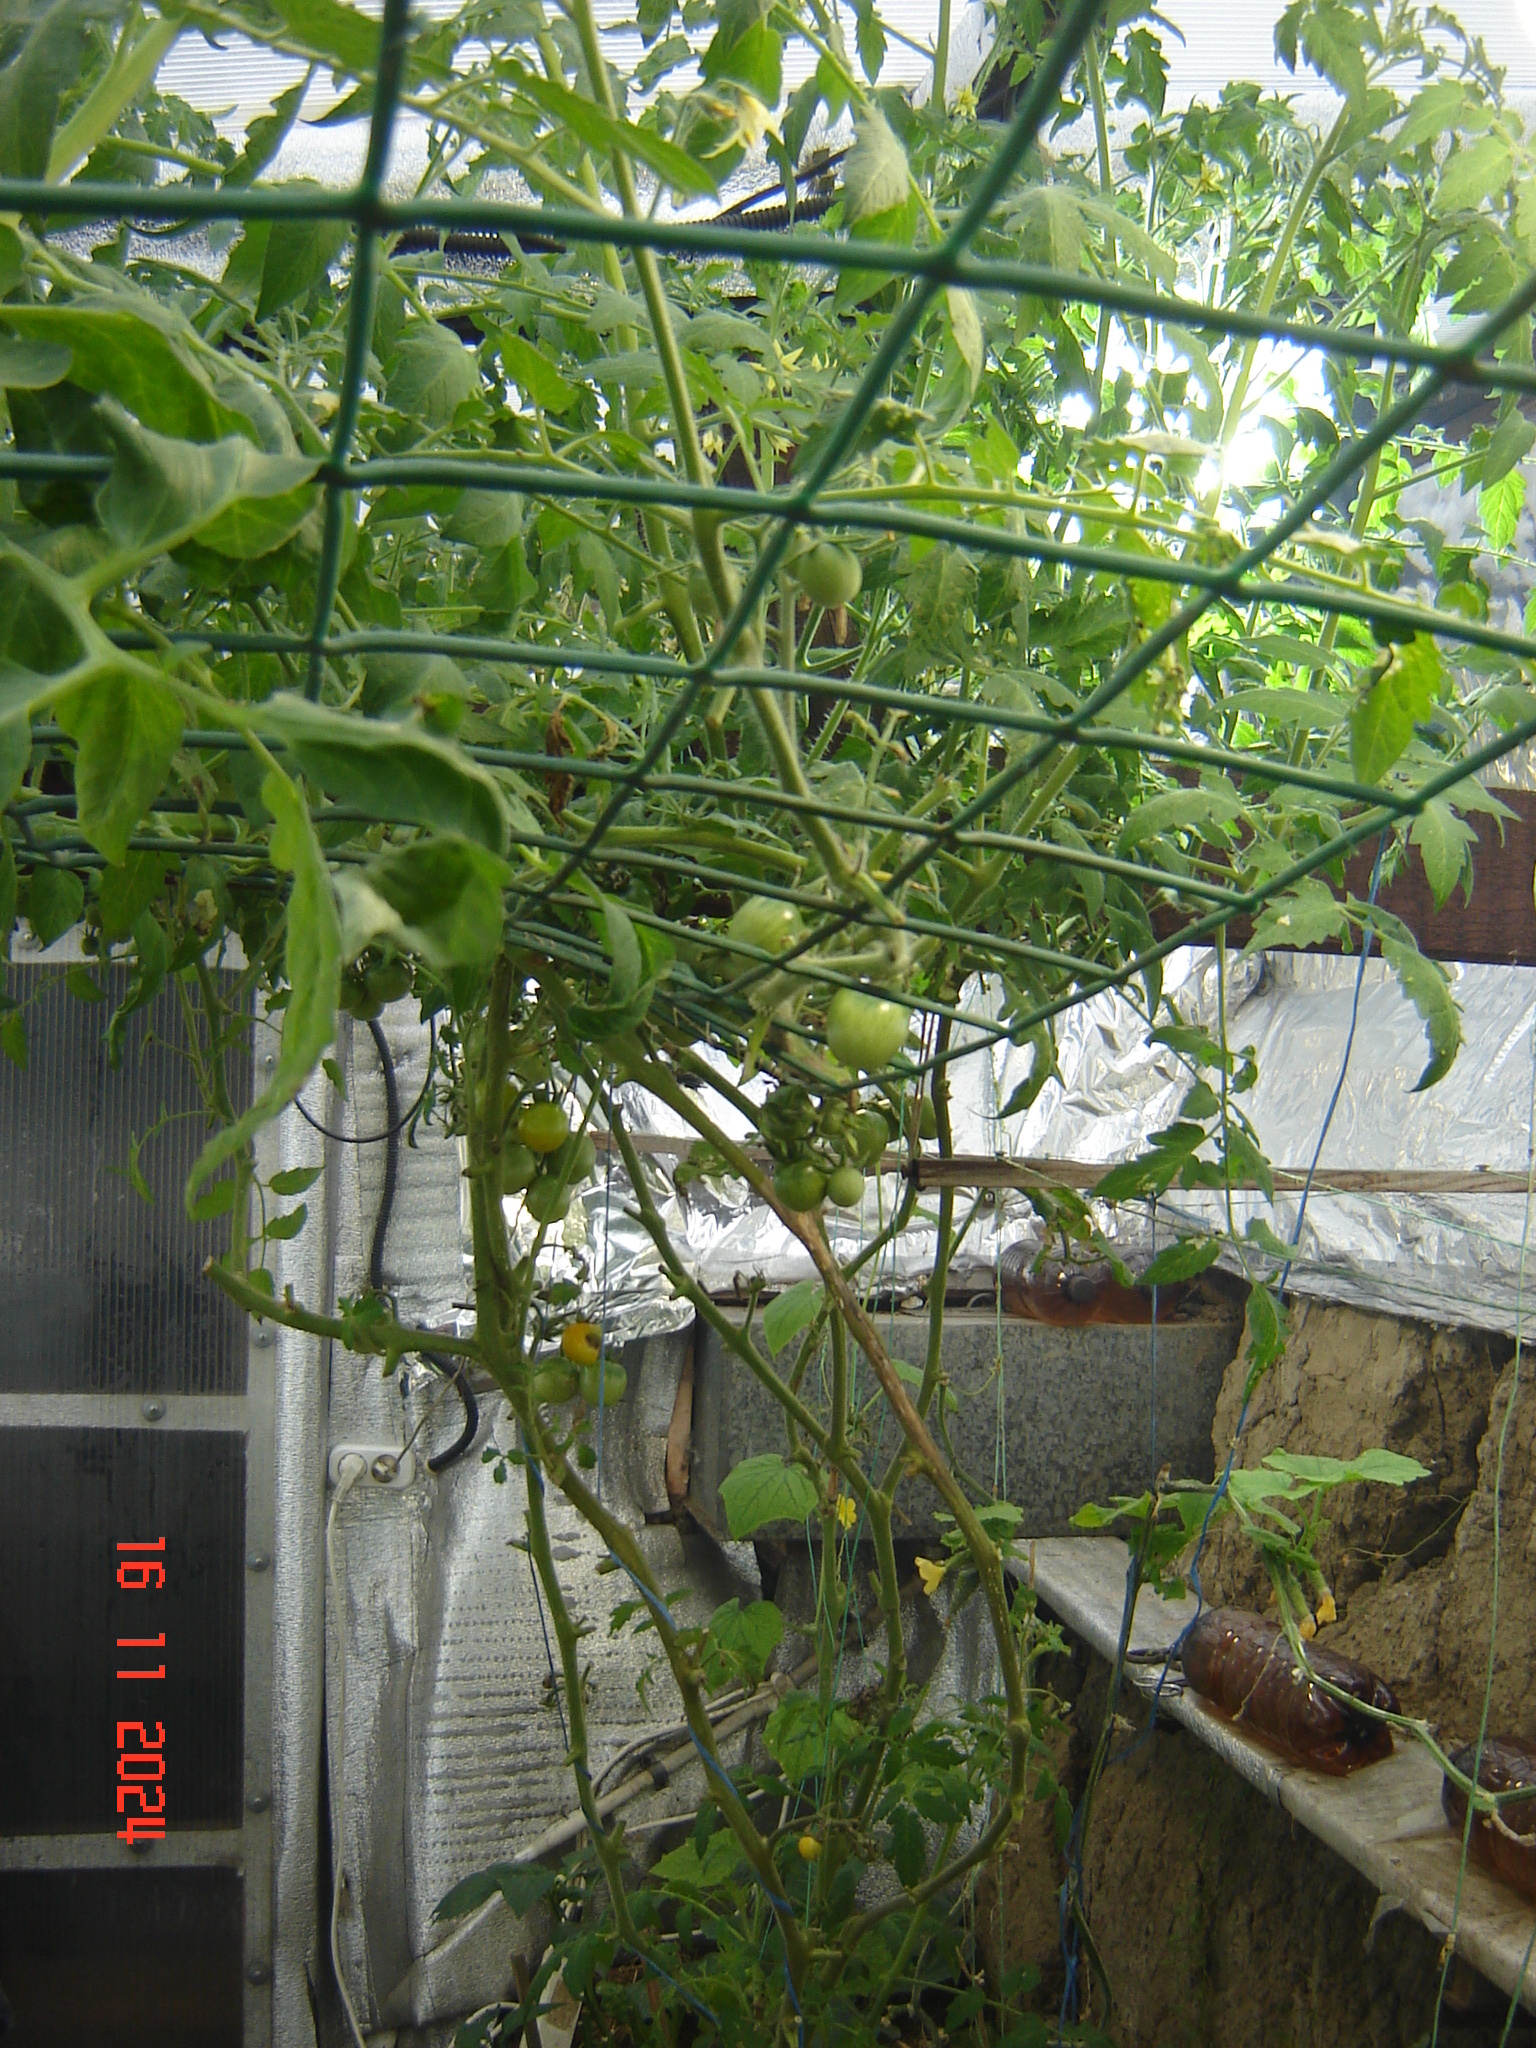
[256, 695, 509, 854]
[363, 835, 511, 970]
[1350, 637, 1439, 785]
[844, 108, 908, 223]
[187, 764, 340, 1211]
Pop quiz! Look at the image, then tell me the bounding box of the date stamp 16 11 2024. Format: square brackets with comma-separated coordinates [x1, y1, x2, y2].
[115, 1538, 167, 1844]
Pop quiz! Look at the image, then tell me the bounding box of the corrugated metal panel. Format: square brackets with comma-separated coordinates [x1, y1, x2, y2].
[0, 966, 250, 1397]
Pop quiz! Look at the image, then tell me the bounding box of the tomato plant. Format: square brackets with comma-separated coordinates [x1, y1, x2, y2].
[1, 0, 1534, 2037]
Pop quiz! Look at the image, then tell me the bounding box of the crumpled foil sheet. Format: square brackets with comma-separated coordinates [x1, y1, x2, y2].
[319, 1012, 761, 2034]
[529, 946, 1536, 1341]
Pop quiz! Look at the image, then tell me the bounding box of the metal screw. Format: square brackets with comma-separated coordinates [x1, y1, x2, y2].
[141, 1398, 166, 1422]
[244, 1960, 272, 1986]
[246, 1791, 271, 1814]
[246, 1551, 271, 1573]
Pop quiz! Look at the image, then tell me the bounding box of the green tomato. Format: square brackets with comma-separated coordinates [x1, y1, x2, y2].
[826, 988, 912, 1074]
[364, 958, 413, 1005]
[524, 1176, 573, 1225]
[849, 1108, 891, 1168]
[729, 896, 804, 958]
[774, 1160, 827, 1211]
[519, 1102, 571, 1154]
[579, 1359, 628, 1407]
[500, 1143, 538, 1195]
[919, 1094, 938, 1142]
[795, 541, 861, 609]
[532, 1364, 579, 1405]
[549, 1131, 598, 1185]
[827, 1164, 865, 1208]
[339, 972, 382, 1022]
[419, 690, 465, 736]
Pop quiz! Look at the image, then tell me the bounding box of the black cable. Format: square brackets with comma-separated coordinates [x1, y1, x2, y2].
[293, 1015, 437, 1145]
[359, 1016, 479, 1473]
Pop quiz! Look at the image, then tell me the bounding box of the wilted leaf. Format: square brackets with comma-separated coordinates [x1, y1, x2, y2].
[53, 667, 182, 866]
[187, 764, 340, 1210]
[256, 694, 509, 853]
[1381, 936, 1461, 1091]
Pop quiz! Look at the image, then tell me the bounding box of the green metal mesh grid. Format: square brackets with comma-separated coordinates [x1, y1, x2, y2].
[7, 0, 1536, 1085]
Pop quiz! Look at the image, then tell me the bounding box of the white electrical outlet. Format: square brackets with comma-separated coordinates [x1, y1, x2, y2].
[327, 1443, 417, 1490]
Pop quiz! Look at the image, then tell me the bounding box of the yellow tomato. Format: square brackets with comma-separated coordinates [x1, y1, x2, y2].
[561, 1321, 603, 1368]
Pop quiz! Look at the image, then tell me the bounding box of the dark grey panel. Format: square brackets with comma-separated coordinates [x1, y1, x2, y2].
[0, 962, 251, 1395]
[0, 1428, 245, 1833]
[0, 1868, 242, 2047]
[689, 1306, 1243, 1540]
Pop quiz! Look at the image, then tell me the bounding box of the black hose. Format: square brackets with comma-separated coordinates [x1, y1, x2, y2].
[362, 1016, 480, 1473]
[293, 1015, 436, 1146]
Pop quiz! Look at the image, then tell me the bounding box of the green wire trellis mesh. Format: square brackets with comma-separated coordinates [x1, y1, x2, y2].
[4, 0, 1536, 1098]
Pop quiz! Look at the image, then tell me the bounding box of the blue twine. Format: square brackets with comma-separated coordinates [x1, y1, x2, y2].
[594, 1105, 615, 1498]
[520, 1439, 572, 1753]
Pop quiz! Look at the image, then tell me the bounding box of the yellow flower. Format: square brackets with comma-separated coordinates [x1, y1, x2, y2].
[835, 1495, 858, 1532]
[916, 1556, 948, 1598]
[1315, 1590, 1337, 1627]
[797, 1835, 821, 1862]
[1298, 1614, 1317, 1641]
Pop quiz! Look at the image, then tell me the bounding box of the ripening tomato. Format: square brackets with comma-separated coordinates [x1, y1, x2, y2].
[519, 1102, 571, 1153]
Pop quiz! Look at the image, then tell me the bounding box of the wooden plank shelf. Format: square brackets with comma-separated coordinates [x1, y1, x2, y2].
[594, 1132, 1532, 1198]
[1026, 1536, 1536, 2015]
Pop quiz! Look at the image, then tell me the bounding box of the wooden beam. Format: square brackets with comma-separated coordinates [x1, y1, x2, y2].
[1155, 787, 1536, 967]
[592, 1133, 1530, 1197]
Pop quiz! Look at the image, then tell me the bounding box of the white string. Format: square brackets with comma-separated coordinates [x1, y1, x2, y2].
[326, 1456, 369, 2048]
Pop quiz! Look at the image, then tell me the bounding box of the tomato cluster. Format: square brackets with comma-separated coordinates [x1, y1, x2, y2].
[530, 1322, 627, 1408]
[761, 1082, 893, 1214]
[499, 1100, 597, 1224]
[338, 949, 413, 1022]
